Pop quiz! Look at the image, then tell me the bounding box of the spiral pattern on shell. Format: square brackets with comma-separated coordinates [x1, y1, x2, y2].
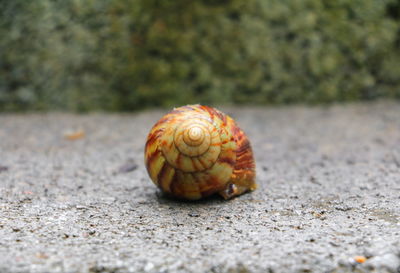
[145, 105, 256, 200]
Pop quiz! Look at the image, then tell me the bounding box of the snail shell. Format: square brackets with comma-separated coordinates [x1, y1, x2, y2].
[144, 104, 256, 200]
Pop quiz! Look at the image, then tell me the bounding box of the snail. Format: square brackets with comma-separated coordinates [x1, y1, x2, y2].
[144, 104, 256, 200]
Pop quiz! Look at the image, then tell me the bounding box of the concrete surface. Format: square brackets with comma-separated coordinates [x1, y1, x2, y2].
[0, 102, 399, 273]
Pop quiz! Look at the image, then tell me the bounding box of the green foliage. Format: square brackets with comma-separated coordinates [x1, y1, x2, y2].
[0, 0, 114, 111]
[1, 0, 399, 111]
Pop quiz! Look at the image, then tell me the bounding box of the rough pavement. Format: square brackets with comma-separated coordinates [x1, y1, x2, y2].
[0, 102, 399, 273]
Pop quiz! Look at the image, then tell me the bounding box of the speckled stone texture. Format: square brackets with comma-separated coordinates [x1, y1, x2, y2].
[0, 102, 399, 273]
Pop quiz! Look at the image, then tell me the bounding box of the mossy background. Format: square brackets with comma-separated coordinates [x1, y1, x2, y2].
[1, 0, 400, 111]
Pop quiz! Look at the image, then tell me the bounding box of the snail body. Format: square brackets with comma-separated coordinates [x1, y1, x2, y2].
[144, 105, 256, 200]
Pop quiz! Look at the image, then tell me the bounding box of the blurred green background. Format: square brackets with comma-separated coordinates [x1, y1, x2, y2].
[1, 0, 400, 111]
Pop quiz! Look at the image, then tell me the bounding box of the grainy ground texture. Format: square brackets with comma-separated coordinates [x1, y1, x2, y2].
[0, 102, 399, 273]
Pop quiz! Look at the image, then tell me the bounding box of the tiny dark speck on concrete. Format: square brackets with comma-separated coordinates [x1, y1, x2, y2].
[116, 159, 138, 174]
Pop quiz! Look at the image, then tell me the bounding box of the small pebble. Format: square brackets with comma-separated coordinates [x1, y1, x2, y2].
[144, 262, 154, 272]
[354, 255, 367, 263]
[64, 130, 85, 141]
[188, 212, 200, 217]
[335, 205, 352, 211]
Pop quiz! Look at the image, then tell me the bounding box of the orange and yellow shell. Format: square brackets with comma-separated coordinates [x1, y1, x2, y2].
[144, 105, 256, 200]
